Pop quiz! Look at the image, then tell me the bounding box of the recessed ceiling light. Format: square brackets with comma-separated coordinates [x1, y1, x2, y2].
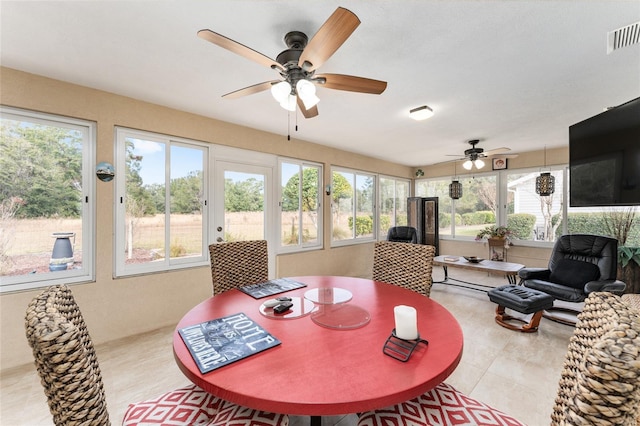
[409, 105, 434, 121]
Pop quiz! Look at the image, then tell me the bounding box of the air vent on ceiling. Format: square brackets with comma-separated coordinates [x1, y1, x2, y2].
[607, 21, 640, 54]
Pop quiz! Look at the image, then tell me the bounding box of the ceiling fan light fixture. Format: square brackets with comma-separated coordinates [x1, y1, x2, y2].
[462, 160, 473, 170]
[271, 81, 291, 103]
[280, 94, 297, 112]
[409, 105, 434, 121]
[296, 79, 320, 109]
[474, 158, 485, 169]
[301, 94, 320, 109]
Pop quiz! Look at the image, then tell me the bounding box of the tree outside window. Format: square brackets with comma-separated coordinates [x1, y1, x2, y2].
[0, 107, 94, 292]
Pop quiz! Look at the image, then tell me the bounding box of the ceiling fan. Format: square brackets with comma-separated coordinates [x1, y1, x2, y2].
[197, 7, 387, 118]
[448, 139, 516, 170]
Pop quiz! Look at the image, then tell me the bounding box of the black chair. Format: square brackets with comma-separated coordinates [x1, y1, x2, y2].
[386, 226, 418, 243]
[519, 234, 626, 324]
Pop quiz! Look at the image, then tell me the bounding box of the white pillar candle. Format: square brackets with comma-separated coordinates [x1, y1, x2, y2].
[394, 305, 418, 340]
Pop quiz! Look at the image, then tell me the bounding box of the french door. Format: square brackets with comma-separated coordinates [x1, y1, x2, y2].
[213, 160, 275, 276]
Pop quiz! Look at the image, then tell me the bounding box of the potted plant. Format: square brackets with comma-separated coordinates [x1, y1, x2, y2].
[475, 225, 513, 261]
[475, 225, 513, 243]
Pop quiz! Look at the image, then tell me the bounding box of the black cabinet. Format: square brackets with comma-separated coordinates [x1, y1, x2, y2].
[407, 197, 439, 255]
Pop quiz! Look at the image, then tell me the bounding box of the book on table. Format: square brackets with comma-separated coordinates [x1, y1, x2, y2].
[238, 277, 306, 299]
[178, 312, 280, 373]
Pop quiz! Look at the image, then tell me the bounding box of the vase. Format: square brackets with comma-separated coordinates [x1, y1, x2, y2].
[487, 237, 507, 261]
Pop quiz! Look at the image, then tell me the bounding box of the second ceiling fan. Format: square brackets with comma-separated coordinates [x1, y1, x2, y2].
[198, 7, 387, 118]
[448, 140, 517, 170]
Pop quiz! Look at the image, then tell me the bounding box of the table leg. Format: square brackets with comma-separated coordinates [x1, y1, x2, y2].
[311, 415, 321, 426]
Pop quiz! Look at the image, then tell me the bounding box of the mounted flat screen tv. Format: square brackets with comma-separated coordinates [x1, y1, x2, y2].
[569, 96, 640, 207]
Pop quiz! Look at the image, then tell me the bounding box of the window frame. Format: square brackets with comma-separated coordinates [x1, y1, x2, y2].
[0, 106, 96, 293]
[277, 158, 324, 254]
[114, 127, 210, 277]
[378, 175, 411, 240]
[330, 166, 377, 247]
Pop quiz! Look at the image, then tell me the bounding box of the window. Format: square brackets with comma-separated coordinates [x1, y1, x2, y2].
[115, 128, 208, 276]
[417, 167, 572, 246]
[417, 174, 497, 239]
[331, 168, 376, 244]
[378, 176, 410, 239]
[278, 159, 323, 251]
[0, 107, 95, 293]
[506, 168, 565, 242]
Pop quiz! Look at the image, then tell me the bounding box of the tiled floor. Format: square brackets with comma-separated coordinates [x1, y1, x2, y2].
[1, 268, 575, 425]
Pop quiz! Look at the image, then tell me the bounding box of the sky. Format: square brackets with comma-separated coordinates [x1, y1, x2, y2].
[130, 139, 203, 185]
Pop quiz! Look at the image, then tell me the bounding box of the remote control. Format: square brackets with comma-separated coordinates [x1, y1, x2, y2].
[273, 302, 293, 314]
[262, 299, 280, 308]
[276, 296, 292, 302]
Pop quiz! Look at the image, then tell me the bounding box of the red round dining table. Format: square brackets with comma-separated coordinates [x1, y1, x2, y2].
[173, 275, 464, 417]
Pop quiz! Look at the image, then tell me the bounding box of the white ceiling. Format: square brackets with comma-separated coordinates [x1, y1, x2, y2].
[1, 1, 639, 167]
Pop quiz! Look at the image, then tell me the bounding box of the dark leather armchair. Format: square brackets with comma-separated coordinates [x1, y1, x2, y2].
[386, 226, 418, 243]
[519, 234, 626, 305]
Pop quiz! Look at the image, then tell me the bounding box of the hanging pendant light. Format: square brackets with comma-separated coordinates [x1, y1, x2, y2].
[536, 146, 555, 196]
[449, 162, 463, 199]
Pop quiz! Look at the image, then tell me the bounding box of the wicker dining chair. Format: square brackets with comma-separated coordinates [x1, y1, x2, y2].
[25, 284, 289, 426]
[357, 291, 640, 426]
[373, 241, 436, 297]
[209, 240, 269, 295]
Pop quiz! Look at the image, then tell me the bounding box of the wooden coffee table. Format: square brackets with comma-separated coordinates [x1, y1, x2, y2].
[433, 255, 524, 291]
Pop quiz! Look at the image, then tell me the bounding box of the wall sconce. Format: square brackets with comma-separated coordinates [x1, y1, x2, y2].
[96, 161, 115, 182]
[325, 184, 331, 196]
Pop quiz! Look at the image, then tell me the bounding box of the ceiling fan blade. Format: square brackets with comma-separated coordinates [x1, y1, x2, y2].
[198, 29, 285, 72]
[297, 96, 319, 119]
[298, 7, 360, 72]
[484, 147, 511, 156]
[222, 81, 279, 99]
[315, 73, 387, 94]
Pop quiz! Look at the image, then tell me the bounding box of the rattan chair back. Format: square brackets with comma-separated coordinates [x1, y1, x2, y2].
[25, 284, 111, 426]
[209, 240, 269, 295]
[373, 241, 435, 297]
[551, 292, 640, 425]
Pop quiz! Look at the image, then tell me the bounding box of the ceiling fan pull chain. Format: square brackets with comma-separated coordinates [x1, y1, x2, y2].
[287, 111, 291, 141]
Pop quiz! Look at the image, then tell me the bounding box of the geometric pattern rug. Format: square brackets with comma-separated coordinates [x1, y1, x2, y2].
[123, 384, 288, 425]
[357, 382, 526, 426]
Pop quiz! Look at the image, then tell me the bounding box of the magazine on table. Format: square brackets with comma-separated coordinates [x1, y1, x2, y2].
[178, 312, 280, 373]
[238, 277, 307, 299]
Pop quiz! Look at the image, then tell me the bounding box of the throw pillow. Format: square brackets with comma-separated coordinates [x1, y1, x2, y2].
[549, 258, 600, 289]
